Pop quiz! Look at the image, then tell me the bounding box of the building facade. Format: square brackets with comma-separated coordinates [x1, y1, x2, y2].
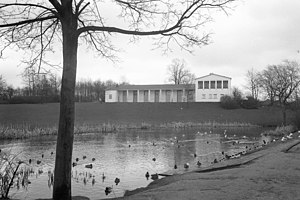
[195, 73, 232, 102]
[105, 73, 231, 103]
[105, 84, 195, 103]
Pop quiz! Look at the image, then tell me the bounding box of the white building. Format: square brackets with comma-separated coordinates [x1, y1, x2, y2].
[105, 84, 195, 103]
[105, 73, 231, 103]
[195, 73, 232, 102]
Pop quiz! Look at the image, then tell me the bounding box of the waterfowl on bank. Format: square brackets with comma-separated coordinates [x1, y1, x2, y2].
[42, 154, 44, 158]
[105, 186, 112, 195]
[72, 162, 77, 167]
[151, 173, 159, 180]
[152, 158, 156, 162]
[184, 163, 189, 169]
[193, 153, 197, 158]
[174, 164, 177, 169]
[37, 160, 41, 165]
[83, 155, 87, 159]
[75, 158, 79, 162]
[92, 158, 95, 161]
[145, 172, 150, 179]
[29, 159, 32, 164]
[114, 177, 120, 185]
[213, 158, 218, 164]
[281, 137, 287, 142]
[51, 152, 54, 155]
[85, 164, 93, 169]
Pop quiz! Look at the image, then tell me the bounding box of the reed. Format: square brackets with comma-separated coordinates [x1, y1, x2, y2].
[261, 125, 296, 137]
[0, 121, 259, 140]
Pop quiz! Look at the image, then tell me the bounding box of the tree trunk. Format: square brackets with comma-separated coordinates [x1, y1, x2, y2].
[53, 14, 78, 200]
[282, 105, 287, 126]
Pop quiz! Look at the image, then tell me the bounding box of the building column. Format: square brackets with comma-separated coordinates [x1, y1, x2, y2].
[159, 89, 162, 102]
[126, 90, 129, 102]
[137, 90, 140, 102]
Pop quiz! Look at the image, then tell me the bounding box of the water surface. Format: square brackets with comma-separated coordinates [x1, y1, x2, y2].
[0, 127, 269, 199]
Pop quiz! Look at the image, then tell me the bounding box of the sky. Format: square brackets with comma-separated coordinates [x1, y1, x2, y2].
[1, 0, 300, 91]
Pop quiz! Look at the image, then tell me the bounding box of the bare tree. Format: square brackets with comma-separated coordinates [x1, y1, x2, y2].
[245, 68, 260, 100]
[0, 1, 236, 199]
[167, 58, 195, 84]
[260, 60, 300, 125]
[0, 74, 6, 98]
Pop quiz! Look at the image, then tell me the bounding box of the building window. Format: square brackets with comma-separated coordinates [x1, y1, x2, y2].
[209, 94, 212, 99]
[210, 81, 215, 89]
[109, 94, 112, 99]
[217, 81, 222, 89]
[204, 81, 209, 89]
[198, 81, 203, 89]
[213, 94, 217, 99]
[223, 80, 228, 89]
[202, 94, 206, 99]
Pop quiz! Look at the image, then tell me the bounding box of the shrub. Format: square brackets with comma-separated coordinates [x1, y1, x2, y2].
[0, 151, 25, 199]
[220, 95, 239, 109]
[294, 109, 300, 129]
[241, 96, 259, 109]
[8, 95, 60, 104]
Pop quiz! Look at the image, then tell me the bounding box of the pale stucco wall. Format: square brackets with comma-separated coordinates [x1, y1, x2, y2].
[195, 74, 231, 102]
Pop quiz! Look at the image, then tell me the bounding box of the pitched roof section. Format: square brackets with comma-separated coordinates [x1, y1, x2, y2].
[195, 73, 231, 80]
[107, 84, 195, 91]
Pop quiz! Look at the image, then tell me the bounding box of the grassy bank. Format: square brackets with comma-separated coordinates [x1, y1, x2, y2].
[0, 102, 295, 139]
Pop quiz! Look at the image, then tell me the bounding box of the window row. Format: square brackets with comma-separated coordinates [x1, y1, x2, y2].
[198, 80, 228, 89]
[201, 94, 225, 99]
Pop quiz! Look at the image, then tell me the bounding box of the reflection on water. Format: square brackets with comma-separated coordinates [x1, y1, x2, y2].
[0, 127, 269, 200]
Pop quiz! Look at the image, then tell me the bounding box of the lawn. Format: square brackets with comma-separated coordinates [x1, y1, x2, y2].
[0, 102, 294, 127]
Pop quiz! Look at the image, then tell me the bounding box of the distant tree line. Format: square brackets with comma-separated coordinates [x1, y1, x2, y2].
[0, 72, 127, 104]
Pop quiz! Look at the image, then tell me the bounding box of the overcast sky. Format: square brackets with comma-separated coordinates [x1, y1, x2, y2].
[1, 0, 300, 90]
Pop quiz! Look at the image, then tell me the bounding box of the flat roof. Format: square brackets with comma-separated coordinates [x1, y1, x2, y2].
[107, 84, 195, 91]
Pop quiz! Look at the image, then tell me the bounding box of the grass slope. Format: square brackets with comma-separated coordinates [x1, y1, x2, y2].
[0, 102, 293, 127]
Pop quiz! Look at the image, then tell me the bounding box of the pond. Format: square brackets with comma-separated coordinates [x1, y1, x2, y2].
[0, 127, 271, 199]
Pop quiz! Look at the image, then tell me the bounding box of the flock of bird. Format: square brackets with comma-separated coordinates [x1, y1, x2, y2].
[5, 129, 298, 197]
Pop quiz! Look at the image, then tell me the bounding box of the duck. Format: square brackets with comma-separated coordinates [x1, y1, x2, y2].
[174, 164, 177, 169]
[184, 163, 189, 169]
[151, 173, 159, 180]
[37, 160, 41, 165]
[83, 155, 87, 160]
[51, 152, 54, 155]
[75, 158, 79, 162]
[105, 186, 112, 195]
[213, 158, 218, 164]
[197, 161, 201, 167]
[92, 158, 96, 161]
[42, 154, 44, 158]
[85, 164, 93, 169]
[29, 159, 32, 164]
[152, 158, 156, 162]
[72, 162, 77, 167]
[114, 177, 120, 185]
[193, 153, 197, 158]
[145, 172, 150, 179]
[102, 173, 106, 181]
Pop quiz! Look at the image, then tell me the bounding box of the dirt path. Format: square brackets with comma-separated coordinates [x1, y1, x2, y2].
[108, 138, 300, 200]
